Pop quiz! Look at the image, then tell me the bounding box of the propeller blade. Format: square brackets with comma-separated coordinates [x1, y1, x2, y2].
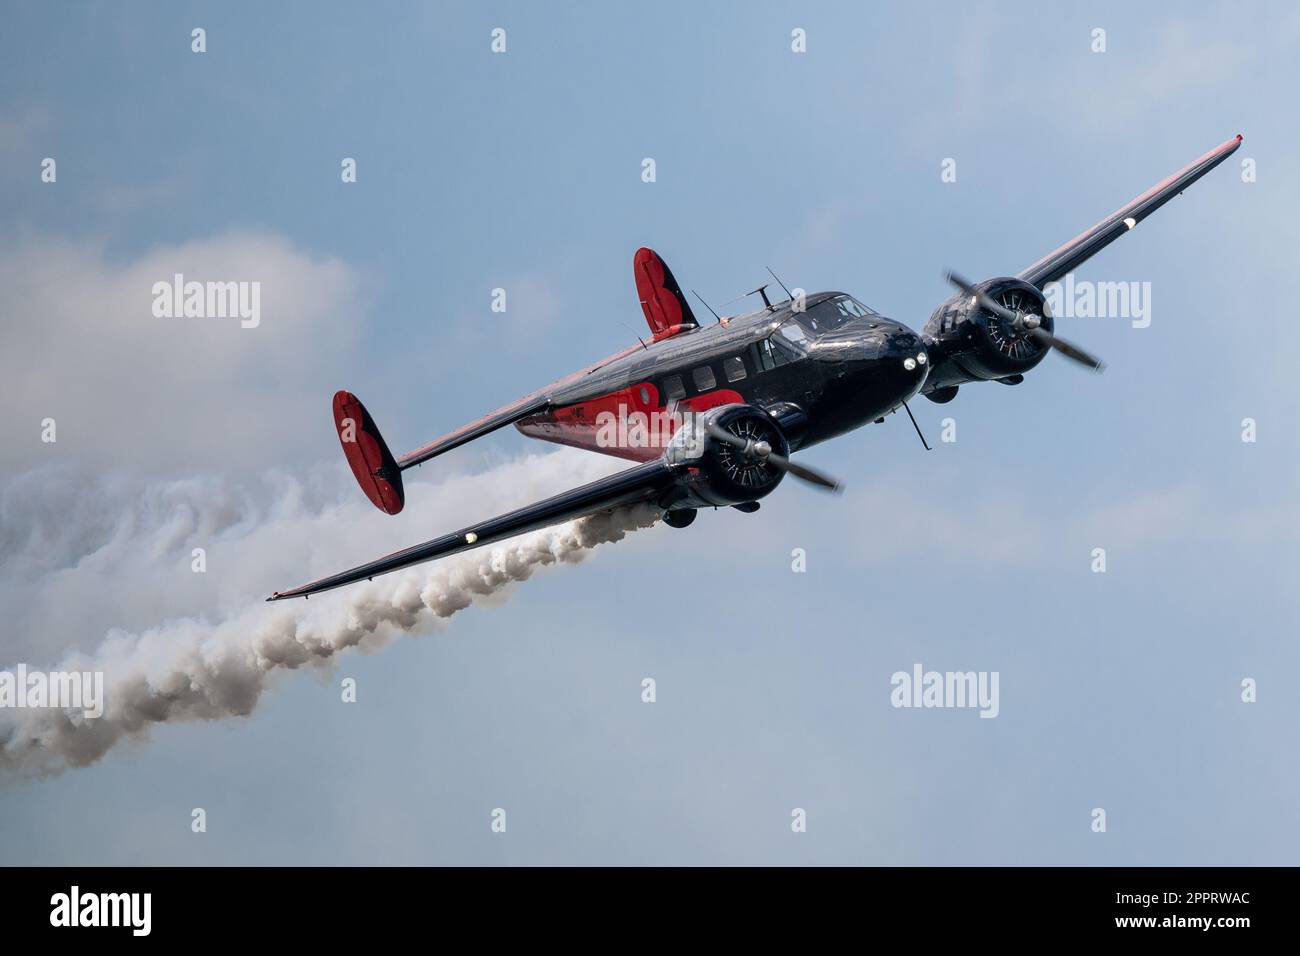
[1027, 327, 1105, 372]
[766, 452, 843, 492]
[705, 423, 842, 492]
[944, 271, 1018, 324]
[947, 270, 1106, 373]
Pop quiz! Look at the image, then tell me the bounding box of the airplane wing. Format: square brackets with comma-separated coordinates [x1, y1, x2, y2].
[268, 459, 680, 601]
[1017, 133, 1242, 289]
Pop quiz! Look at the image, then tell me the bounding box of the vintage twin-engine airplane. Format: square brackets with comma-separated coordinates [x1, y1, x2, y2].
[269, 133, 1242, 601]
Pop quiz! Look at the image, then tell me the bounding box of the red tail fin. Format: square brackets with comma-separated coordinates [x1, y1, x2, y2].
[333, 390, 404, 515]
[633, 247, 699, 341]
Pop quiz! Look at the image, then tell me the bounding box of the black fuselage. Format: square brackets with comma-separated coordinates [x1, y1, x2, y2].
[529, 292, 930, 456]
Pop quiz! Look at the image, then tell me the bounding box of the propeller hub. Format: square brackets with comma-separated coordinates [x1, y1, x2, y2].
[693, 405, 842, 498]
[978, 282, 1052, 362]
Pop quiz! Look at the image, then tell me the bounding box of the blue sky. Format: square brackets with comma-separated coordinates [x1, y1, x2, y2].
[1, 1, 1297, 864]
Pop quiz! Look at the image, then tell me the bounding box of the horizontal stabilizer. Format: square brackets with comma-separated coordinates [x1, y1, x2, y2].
[396, 395, 550, 471]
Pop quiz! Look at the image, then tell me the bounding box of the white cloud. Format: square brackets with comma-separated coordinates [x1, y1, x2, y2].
[0, 232, 365, 475]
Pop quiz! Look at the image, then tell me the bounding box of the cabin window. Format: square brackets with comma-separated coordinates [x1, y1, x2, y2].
[638, 386, 650, 404]
[723, 355, 747, 382]
[663, 375, 686, 401]
[692, 366, 717, 391]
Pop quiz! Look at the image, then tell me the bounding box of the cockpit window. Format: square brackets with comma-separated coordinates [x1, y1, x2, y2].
[778, 322, 808, 345]
[753, 330, 804, 371]
[838, 296, 878, 318]
[794, 294, 880, 333]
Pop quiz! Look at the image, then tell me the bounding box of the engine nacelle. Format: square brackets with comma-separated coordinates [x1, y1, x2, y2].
[666, 404, 788, 508]
[922, 276, 1054, 385]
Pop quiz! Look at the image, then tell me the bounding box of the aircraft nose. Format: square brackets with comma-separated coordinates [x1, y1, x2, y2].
[884, 330, 929, 377]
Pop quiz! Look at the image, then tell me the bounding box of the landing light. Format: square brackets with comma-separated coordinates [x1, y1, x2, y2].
[916, 352, 928, 365]
[903, 358, 917, 371]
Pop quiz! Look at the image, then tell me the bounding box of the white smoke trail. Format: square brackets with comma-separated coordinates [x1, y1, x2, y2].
[0, 454, 660, 777]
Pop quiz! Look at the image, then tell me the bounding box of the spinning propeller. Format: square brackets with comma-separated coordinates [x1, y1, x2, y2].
[945, 272, 1105, 372]
[705, 422, 843, 492]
